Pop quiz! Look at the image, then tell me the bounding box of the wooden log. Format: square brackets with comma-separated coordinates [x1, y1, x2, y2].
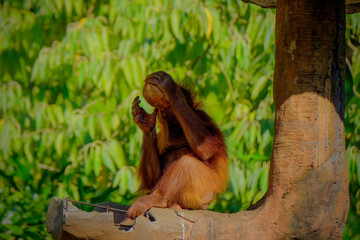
[46, 197, 224, 240]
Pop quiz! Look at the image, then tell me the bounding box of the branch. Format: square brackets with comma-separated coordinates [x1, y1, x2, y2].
[241, 0, 276, 8]
[241, 0, 360, 14]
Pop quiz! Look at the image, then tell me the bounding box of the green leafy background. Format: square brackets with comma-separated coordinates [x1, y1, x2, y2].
[0, 1, 359, 239]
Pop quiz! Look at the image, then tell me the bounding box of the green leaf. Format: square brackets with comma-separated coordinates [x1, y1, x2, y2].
[101, 58, 113, 97]
[100, 147, 116, 173]
[54, 0, 63, 12]
[88, 116, 96, 139]
[119, 167, 128, 194]
[46, 105, 57, 126]
[0, 233, 11, 240]
[169, 10, 183, 43]
[35, 107, 45, 130]
[14, 157, 30, 181]
[239, 168, 246, 197]
[99, 116, 111, 139]
[264, 21, 274, 49]
[121, 58, 134, 88]
[111, 114, 120, 130]
[101, 28, 109, 52]
[64, 0, 72, 17]
[23, 228, 44, 239]
[4, 224, 23, 236]
[356, 155, 360, 185]
[24, 139, 33, 163]
[94, 147, 102, 176]
[70, 184, 80, 200]
[107, 139, 126, 169]
[248, 124, 257, 149]
[78, 60, 86, 88]
[127, 168, 137, 193]
[131, 56, 143, 88]
[55, 132, 64, 156]
[85, 147, 94, 176]
[74, 0, 83, 15]
[260, 168, 269, 193]
[249, 154, 269, 161]
[69, 145, 78, 163]
[204, 92, 224, 124]
[250, 169, 262, 191]
[251, 76, 268, 100]
[229, 163, 239, 198]
[112, 170, 122, 188]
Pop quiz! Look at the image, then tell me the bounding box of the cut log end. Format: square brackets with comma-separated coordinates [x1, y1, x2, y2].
[46, 197, 136, 240]
[46, 197, 65, 240]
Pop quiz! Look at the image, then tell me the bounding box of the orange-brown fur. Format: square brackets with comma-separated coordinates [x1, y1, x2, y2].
[127, 71, 228, 219]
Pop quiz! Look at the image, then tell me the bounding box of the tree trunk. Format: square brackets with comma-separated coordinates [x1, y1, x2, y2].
[266, 0, 349, 237]
[46, 1, 349, 239]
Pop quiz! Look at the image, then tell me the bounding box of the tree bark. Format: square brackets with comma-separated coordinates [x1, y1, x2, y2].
[46, 1, 349, 239]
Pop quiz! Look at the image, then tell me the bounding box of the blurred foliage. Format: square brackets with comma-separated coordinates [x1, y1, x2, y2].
[343, 13, 360, 240]
[0, 0, 359, 239]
